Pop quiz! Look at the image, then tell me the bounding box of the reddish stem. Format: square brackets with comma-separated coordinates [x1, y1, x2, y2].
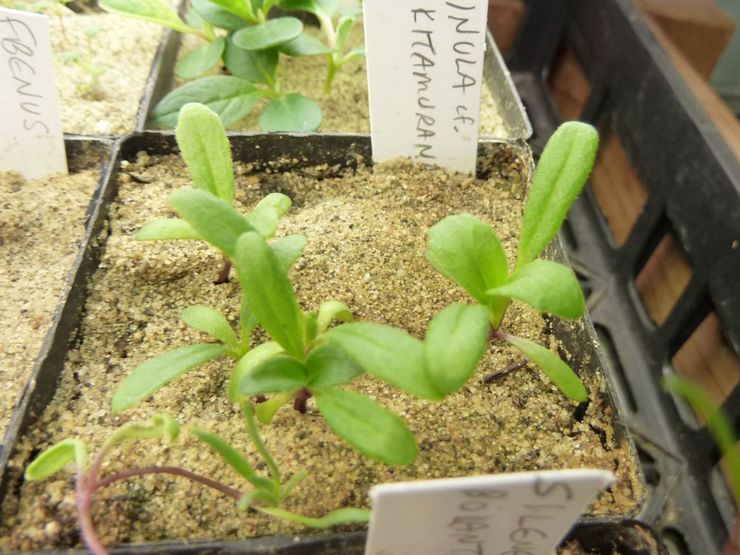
[95, 466, 242, 500]
[214, 256, 232, 285]
[75, 469, 108, 555]
[293, 388, 312, 414]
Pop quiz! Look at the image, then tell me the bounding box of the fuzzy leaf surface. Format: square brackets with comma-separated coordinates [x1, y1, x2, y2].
[176, 103, 234, 202]
[424, 303, 490, 395]
[232, 17, 302, 50]
[170, 188, 255, 257]
[153, 76, 263, 128]
[240, 355, 307, 395]
[517, 122, 599, 267]
[176, 37, 226, 80]
[112, 344, 227, 412]
[503, 334, 587, 402]
[233, 232, 304, 357]
[326, 323, 443, 400]
[245, 192, 292, 238]
[229, 341, 284, 402]
[25, 439, 87, 481]
[136, 218, 202, 241]
[270, 234, 307, 272]
[487, 259, 585, 319]
[314, 389, 417, 465]
[426, 214, 508, 304]
[259, 94, 322, 132]
[181, 305, 238, 346]
[306, 343, 363, 389]
[224, 36, 278, 84]
[100, 0, 194, 33]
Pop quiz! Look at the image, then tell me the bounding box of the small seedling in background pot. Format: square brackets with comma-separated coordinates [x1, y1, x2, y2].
[328, 122, 598, 404]
[98, 0, 363, 131]
[25, 410, 369, 555]
[59, 24, 106, 101]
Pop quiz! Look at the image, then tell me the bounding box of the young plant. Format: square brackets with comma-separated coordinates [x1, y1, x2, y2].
[26, 409, 369, 555]
[99, 0, 363, 131]
[328, 122, 599, 403]
[59, 24, 106, 101]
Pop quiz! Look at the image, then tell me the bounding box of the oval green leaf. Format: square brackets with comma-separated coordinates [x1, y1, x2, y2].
[152, 76, 264, 129]
[176, 37, 226, 80]
[192, 0, 249, 30]
[279, 33, 334, 56]
[423, 303, 490, 395]
[175, 102, 234, 203]
[99, 0, 195, 33]
[25, 439, 87, 481]
[181, 305, 238, 346]
[136, 218, 202, 241]
[502, 333, 588, 402]
[232, 17, 303, 50]
[270, 234, 307, 273]
[224, 35, 279, 84]
[241, 355, 307, 395]
[316, 300, 352, 334]
[112, 343, 227, 412]
[314, 388, 418, 465]
[306, 343, 363, 389]
[259, 94, 322, 132]
[229, 341, 284, 402]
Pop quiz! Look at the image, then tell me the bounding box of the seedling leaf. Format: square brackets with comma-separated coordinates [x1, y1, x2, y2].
[335, 15, 353, 50]
[192, 0, 248, 30]
[270, 235, 307, 273]
[245, 192, 292, 238]
[25, 439, 87, 481]
[206, 0, 254, 21]
[487, 260, 585, 319]
[517, 122, 598, 268]
[105, 414, 181, 448]
[229, 341, 284, 402]
[259, 94, 322, 132]
[257, 506, 371, 528]
[255, 391, 294, 424]
[176, 103, 234, 203]
[153, 76, 263, 128]
[224, 36, 278, 84]
[424, 303, 489, 395]
[136, 218, 202, 241]
[182, 305, 238, 346]
[176, 37, 226, 80]
[241, 355, 307, 395]
[277, 0, 338, 18]
[502, 333, 587, 402]
[192, 428, 274, 490]
[112, 344, 227, 412]
[99, 0, 194, 33]
[279, 33, 333, 56]
[314, 388, 418, 465]
[170, 188, 256, 257]
[306, 343, 363, 389]
[232, 17, 303, 50]
[327, 323, 443, 400]
[316, 300, 352, 333]
[426, 214, 508, 304]
[233, 232, 304, 358]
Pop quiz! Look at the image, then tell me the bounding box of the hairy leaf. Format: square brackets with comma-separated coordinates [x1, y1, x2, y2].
[169, 188, 255, 257]
[153, 76, 263, 128]
[136, 218, 202, 241]
[99, 0, 195, 33]
[224, 35, 278, 84]
[176, 103, 234, 203]
[316, 300, 352, 333]
[270, 234, 307, 272]
[314, 389, 417, 465]
[182, 305, 238, 346]
[176, 37, 226, 80]
[426, 214, 508, 304]
[241, 355, 307, 394]
[517, 122, 599, 267]
[306, 343, 363, 389]
[112, 344, 227, 412]
[25, 439, 87, 481]
[487, 260, 585, 319]
[503, 333, 587, 402]
[232, 17, 302, 50]
[327, 323, 443, 400]
[233, 232, 304, 357]
[424, 303, 490, 395]
[245, 192, 292, 238]
[229, 341, 284, 402]
[259, 94, 322, 132]
[192, 428, 273, 490]
[257, 506, 371, 528]
[191, 0, 248, 30]
[279, 33, 333, 56]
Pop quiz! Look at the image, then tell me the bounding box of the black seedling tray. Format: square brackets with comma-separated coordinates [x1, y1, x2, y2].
[503, 0, 740, 553]
[0, 132, 655, 553]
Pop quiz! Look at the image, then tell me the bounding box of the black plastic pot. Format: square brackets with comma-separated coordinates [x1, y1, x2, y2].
[504, 1, 740, 554]
[0, 133, 656, 553]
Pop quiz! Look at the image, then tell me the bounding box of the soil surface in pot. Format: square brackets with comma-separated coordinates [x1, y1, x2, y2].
[0, 161, 100, 438]
[0, 147, 642, 550]
[50, 11, 160, 135]
[172, 25, 506, 135]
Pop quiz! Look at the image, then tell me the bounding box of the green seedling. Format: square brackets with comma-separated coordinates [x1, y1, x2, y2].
[26, 409, 369, 555]
[328, 122, 598, 403]
[136, 102, 297, 283]
[59, 24, 106, 101]
[99, 0, 363, 131]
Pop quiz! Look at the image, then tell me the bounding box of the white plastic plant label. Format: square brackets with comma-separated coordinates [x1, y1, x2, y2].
[363, 1, 488, 174]
[0, 8, 67, 179]
[365, 469, 614, 555]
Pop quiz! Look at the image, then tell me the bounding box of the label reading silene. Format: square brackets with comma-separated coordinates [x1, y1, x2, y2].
[365, 469, 615, 555]
[0, 8, 66, 179]
[363, 0, 488, 173]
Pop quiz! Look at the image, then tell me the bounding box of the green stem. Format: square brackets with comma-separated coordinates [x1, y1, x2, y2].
[242, 401, 281, 486]
[323, 58, 337, 96]
[488, 297, 511, 329]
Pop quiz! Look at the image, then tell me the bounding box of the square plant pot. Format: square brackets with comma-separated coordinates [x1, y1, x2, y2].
[0, 133, 651, 554]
